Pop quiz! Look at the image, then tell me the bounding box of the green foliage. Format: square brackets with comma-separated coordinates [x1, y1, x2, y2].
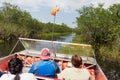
[76, 3, 120, 49]
[0, 2, 72, 41]
[76, 3, 120, 79]
[99, 46, 120, 79]
[58, 44, 94, 57]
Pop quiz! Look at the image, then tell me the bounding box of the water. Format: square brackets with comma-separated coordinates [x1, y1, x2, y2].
[0, 33, 76, 57]
[56, 33, 75, 42]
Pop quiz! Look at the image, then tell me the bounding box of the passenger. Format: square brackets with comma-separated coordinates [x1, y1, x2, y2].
[0, 58, 37, 80]
[58, 54, 94, 80]
[0, 70, 3, 77]
[29, 48, 60, 78]
[26, 56, 33, 64]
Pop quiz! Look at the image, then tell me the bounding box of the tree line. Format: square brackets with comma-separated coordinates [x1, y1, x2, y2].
[75, 3, 120, 79]
[0, 2, 72, 42]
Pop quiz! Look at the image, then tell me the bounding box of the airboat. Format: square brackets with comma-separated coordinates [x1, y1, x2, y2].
[0, 38, 107, 80]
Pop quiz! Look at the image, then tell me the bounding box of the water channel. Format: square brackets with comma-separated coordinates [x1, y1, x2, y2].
[0, 33, 76, 57]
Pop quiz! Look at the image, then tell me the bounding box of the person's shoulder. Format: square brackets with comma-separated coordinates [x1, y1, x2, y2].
[62, 67, 72, 72]
[1, 74, 12, 77]
[0, 74, 12, 80]
[0, 74, 7, 77]
[21, 73, 34, 76]
[65, 67, 72, 70]
[58, 68, 72, 77]
[50, 60, 58, 64]
[82, 68, 89, 71]
[21, 73, 35, 78]
[81, 68, 91, 75]
[20, 73, 37, 80]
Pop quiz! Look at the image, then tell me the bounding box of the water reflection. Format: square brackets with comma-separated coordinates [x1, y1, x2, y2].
[56, 33, 75, 42]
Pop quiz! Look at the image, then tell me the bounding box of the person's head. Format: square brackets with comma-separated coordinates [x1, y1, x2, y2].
[40, 48, 50, 60]
[71, 54, 82, 68]
[8, 58, 23, 80]
[8, 58, 23, 74]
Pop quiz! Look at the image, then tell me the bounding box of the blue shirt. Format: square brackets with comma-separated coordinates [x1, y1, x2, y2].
[29, 60, 60, 78]
[0, 71, 3, 77]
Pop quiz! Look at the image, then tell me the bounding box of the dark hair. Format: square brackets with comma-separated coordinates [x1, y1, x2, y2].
[8, 58, 23, 80]
[71, 54, 82, 68]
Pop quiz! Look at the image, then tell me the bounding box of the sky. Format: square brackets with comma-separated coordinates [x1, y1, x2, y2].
[0, 0, 120, 28]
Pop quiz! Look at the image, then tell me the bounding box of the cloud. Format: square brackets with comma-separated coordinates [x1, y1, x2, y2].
[0, 0, 120, 13]
[91, 0, 120, 8]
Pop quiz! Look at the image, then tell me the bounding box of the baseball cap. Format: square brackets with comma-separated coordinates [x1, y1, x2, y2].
[40, 48, 50, 60]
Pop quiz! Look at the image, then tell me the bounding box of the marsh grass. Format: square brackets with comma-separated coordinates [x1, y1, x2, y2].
[57, 44, 94, 57]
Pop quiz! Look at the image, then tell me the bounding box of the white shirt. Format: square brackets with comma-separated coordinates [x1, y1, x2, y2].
[0, 73, 37, 80]
[58, 68, 91, 80]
